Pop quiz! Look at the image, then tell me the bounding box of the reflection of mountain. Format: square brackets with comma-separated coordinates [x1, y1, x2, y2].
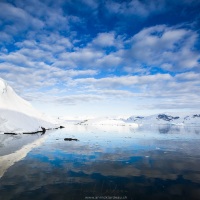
[158, 125, 171, 134]
[137, 124, 200, 137]
[0, 136, 46, 179]
[157, 125, 181, 134]
[0, 78, 55, 133]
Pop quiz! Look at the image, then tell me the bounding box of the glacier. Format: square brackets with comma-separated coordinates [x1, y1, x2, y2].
[0, 78, 56, 133]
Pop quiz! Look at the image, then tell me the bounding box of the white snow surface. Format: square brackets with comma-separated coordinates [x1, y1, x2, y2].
[76, 116, 138, 127]
[0, 78, 56, 133]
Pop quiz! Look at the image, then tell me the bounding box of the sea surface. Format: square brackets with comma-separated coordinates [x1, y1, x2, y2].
[0, 124, 200, 200]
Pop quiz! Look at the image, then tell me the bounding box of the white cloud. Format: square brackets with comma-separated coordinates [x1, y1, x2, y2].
[124, 25, 200, 71]
[0, 32, 13, 43]
[53, 32, 125, 69]
[90, 32, 125, 49]
[0, 1, 72, 46]
[95, 54, 122, 68]
[23, 91, 104, 105]
[0, 2, 44, 36]
[65, 72, 200, 110]
[0, 59, 99, 97]
[83, 0, 99, 9]
[97, 89, 135, 98]
[54, 94, 103, 104]
[175, 72, 200, 82]
[0, 52, 35, 68]
[73, 74, 172, 88]
[14, 0, 70, 31]
[57, 47, 104, 68]
[92, 32, 116, 47]
[105, 0, 166, 17]
[47, 25, 200, 73]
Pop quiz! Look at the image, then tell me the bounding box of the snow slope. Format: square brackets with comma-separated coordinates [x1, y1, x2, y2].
[0, 78, 56, 133]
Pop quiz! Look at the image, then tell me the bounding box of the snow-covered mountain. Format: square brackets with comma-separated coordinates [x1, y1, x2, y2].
[76, 113, 200, 127]
[0, 78, 56, 133]
[126, 113, 200, 126]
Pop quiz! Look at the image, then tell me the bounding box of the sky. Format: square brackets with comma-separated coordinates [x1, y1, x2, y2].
[0, 0, 200, 117]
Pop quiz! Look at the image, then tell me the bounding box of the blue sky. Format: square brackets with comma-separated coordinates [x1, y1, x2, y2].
[0, 0, 200, 117]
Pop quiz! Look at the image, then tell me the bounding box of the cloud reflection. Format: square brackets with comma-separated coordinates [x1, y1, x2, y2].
[0, 125, 200, 200]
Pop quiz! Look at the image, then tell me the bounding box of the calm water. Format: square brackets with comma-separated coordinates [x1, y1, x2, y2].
[0, 124, 200, 200]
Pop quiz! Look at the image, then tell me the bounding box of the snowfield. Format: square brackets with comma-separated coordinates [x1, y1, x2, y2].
[0, 78, 56, 133]
[76, 117, 138, 127]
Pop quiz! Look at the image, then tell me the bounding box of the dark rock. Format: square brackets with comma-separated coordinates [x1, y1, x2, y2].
[60, 126, 65, 129]
[23, 131, 42, 134]
[193, 114, 200, 118]
[157, 114, 179, 121]
[174, 116, 180, 119]
[64, 138, 79, 141]
[41, 127, 46, 134]
[136, 116, 144, 119]
[4, 132, 17, 135]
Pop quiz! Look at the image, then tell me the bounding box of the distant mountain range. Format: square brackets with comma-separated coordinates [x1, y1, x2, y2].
[126, 113, 200, 125]
[76, 113, 200, 126]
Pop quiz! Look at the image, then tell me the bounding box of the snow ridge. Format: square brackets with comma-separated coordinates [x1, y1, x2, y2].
[0, 78, 55, 133]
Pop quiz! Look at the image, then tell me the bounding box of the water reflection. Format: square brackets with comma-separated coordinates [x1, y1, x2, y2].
[158, 125, 171, 134]
[0, 125, 200, 200]
[138, 124, 200, 136]
[0, 135, 46, 179]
